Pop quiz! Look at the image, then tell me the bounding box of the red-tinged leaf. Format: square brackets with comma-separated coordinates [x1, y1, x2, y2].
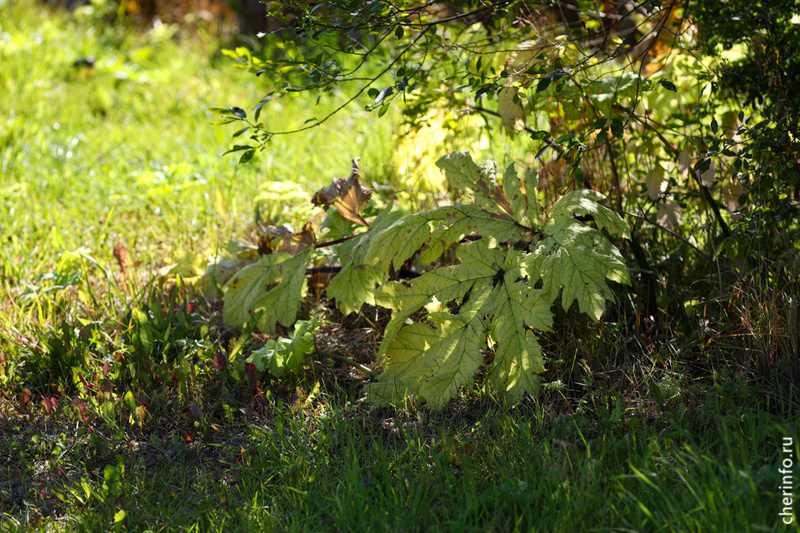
[78, 372, 92, 390]
[42, 397, 53, 415]
[103, 362, 110, 377]
[291, 386, 308, 411]
[134, 406, 147, 427]
[172, 372, 179, 389]
[244, 362, 258, 390]
[72, 398, 90, 422]
[212, 350, 227, 371]
[101, 378, 114, 394]
[20, 388, 31, 412]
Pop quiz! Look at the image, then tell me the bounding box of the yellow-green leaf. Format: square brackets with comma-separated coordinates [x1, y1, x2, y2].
[222, 251, 310, 333]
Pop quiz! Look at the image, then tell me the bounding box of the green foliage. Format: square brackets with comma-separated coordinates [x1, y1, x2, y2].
[215, 151, 629, 407]
[242, 315, 321, 378]
[325, 206, 405, 315]
[212, 0, 798, 306]
[223, 250, 311, 332]
[1, 4, 798, 531]
[362, 151, 629, 407]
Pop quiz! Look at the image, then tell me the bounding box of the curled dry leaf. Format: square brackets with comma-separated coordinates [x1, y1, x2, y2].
[258, 223, 316, 255]
[311, 158, 372, 226]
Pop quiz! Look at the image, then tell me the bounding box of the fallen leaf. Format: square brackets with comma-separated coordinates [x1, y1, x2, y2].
[258, 223, 317, 255]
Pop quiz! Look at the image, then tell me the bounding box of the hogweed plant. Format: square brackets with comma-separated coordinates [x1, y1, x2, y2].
[217, 151, 630, 408]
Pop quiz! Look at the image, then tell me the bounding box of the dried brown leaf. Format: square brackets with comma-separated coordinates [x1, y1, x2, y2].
[258, 223, 317, 255]
[113, 241, 129, 274]
[312, 158, 372, 226]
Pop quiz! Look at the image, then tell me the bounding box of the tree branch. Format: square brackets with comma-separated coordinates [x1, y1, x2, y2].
[265, 26, 432, 136]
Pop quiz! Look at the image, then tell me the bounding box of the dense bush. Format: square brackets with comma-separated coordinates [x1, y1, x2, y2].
[208, 0, 799, 406]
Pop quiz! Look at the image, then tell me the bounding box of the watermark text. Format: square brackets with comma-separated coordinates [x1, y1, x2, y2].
[780, 437, 794, 525]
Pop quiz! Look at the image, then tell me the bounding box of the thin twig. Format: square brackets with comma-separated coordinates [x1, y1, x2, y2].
[622, 210, 712, 260]
[266, 26, 432, 136]
[632, 114, 732, 238]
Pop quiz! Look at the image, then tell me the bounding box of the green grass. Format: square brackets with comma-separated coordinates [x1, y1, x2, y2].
[2, 387, 797, 531]
[0, 0, 397, 318]
[1, 2, 799, 532]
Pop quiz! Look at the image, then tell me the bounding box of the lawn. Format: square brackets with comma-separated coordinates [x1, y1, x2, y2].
[1, 1, 798, 531]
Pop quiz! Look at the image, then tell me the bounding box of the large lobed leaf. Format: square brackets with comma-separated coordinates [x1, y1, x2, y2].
[374, 240, 505, 358]
[484, 252, 552, 403]
[529, 190, 630, 321]
[222, 251, 310, 333]
[364, 151, 631, 409]
[327, 206, 405, 315]
[366, 279, 494, 410]
[217, 150, 630, 410]
[366, 204, 524, 271]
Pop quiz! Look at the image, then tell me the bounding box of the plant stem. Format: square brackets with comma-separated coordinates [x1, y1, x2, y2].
[314, 350, 378, 378]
